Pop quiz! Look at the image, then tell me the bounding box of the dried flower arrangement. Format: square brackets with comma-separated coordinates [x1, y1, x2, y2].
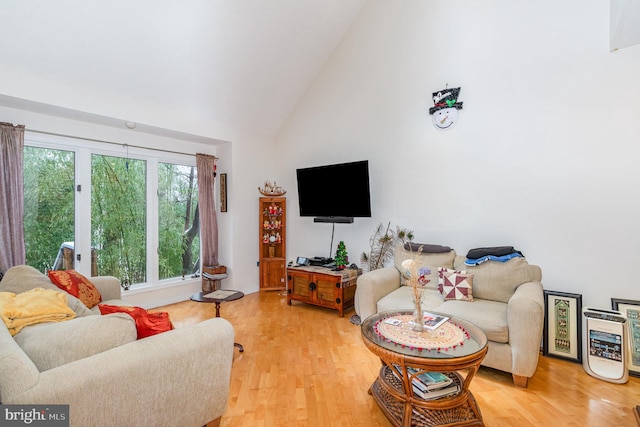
[360, 222, 413, 272]
[401, 246, 431, 331]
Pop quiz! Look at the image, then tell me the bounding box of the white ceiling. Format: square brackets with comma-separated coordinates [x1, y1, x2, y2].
[1, 1, 639, 139]
[0, 0, 366, 137]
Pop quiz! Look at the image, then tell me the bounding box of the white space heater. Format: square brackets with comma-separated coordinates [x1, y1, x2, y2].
[582, 307, 628, 384]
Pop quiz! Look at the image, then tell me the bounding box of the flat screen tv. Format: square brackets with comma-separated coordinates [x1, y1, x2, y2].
[296, 160, 371, 223]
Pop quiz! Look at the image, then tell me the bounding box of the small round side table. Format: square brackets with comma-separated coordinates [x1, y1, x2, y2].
[191, 290, 245, 352]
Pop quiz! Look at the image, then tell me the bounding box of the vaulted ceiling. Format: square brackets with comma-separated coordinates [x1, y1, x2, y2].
[0, 1, 638, 140]
[0, 0, 366, 138]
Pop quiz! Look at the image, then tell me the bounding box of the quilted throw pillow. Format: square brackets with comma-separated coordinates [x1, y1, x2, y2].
[48, 270, 102, 309]
[98, 304, 174, 339]
[438, 267, 462, 293]
[438, 267, 474, 301]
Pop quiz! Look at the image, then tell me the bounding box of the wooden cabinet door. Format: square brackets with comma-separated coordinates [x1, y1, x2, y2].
[314, 274, 340, 306]
[261, 259, 285, 290]
[287, 269, 311, 300]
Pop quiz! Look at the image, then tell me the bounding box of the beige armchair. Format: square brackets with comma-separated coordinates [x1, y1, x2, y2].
[0, 265, 235, 426]
[355, 246, 544, 387]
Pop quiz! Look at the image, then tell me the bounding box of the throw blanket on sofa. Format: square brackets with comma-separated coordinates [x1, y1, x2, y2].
[0, 287, 76, 336]
[404, 242, 452, 253]
[466, 246, 523, 259]
[465, 246, 524, 266]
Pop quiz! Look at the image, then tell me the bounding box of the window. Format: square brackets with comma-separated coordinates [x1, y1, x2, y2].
[23, 146, 75, 271]
[158, 163, 199, 280]
[91, 154, 147, 284]
[22, 133, 200, 288]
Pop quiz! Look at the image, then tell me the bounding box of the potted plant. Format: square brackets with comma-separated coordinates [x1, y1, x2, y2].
[334, 241, 348, 270]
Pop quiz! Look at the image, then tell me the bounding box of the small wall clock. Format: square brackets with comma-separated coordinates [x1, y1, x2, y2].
[429, 86, 463, 131]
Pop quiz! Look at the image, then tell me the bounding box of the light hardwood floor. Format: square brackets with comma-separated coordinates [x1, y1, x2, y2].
[158, 291, 640, 427]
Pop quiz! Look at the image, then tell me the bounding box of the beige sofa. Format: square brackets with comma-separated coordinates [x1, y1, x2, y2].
[0, 265, 234, 427]
[354, 246, 544, 388]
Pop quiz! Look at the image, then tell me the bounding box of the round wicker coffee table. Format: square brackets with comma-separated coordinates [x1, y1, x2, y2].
[361, 310, 488, 427]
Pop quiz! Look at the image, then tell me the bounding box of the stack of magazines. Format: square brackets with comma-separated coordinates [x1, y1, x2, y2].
[405, 367, 460, 400]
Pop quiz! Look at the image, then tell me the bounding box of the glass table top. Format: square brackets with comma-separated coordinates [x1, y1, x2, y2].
[361, 310, 488, 360]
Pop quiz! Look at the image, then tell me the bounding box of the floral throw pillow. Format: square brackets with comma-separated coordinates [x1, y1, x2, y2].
[439, 269, 474, 302]
[48, 269, 102, 309]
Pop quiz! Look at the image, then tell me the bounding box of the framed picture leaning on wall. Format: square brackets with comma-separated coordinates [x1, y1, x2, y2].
[543, 290, 583, 363]
[611, 298, 640, 377]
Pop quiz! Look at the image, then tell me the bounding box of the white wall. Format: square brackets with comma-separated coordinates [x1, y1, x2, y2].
[277, 0, 640, 308]
[220, 129, 278, 296]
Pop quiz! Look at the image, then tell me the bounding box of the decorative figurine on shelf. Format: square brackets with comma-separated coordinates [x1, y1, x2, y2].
[258, 181, 287, 196]
[335, 241, 348, 270]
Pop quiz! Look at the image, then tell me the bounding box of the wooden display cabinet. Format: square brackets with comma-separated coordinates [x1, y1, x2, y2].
[259, 197, 286, 291]
[286, 266, 359, 317]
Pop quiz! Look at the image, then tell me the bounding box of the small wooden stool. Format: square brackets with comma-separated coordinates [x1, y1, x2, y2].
[202, 272, 228, 292]
[202, 265, 227, 292]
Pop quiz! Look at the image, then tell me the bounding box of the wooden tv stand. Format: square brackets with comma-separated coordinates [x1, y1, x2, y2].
[286, 266, 360, 317]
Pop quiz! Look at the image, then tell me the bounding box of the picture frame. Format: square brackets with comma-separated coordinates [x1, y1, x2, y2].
[543, 290, 583, 363]
[220, 173, 227, 212]
[611, 298, 640, 377]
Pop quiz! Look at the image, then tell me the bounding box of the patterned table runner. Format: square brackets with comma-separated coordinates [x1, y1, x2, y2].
[374, 314, 469, 352]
